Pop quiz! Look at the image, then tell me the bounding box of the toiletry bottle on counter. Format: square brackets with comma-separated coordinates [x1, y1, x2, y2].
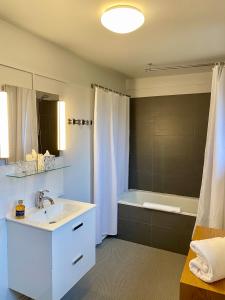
[15, 200, 25, 219]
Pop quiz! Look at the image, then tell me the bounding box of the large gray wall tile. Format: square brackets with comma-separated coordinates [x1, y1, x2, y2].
[129, 93, 210, 197]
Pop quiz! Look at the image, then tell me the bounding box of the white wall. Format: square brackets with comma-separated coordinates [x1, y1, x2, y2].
[126, 71, 212, 98]
[63, 84, 94, 202]
[0, 19, 126, 90]
[0, 19, 127, 299]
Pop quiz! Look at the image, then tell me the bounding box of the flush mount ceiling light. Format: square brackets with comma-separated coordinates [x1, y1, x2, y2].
[101, 5, 144, 34]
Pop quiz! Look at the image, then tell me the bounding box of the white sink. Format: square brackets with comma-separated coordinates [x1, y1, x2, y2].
[7, 198, 95, 231]
[27, 202, 82, 225]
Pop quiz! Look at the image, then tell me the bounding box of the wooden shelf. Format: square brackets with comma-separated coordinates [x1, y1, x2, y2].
[180, 226, 225, 300]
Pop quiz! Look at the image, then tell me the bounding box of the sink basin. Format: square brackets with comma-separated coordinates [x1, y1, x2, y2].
[27, 203, 83, 225]
[7, 198, 95, 231]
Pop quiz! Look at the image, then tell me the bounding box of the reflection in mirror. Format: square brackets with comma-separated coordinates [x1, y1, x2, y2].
[36, 91, 59, 157]
[6, 85, 38, 163]
[5, 85, 60, 163]
[0, 91, 9, 160]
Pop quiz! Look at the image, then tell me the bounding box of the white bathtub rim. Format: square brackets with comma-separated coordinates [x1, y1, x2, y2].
[118, 200, 197, 217]
[119, 189, 198, 217]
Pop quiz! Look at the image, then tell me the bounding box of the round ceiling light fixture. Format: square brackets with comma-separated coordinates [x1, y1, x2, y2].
[101, 5, 145, 34]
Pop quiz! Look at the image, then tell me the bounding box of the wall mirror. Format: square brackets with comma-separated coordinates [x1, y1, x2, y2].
[36, 91, 59, 158]
[4, 85, 62, 163]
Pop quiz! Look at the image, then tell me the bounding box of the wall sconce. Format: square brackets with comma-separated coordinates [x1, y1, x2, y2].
[0, 91, 9, 159]
[57, 100, 66, 151]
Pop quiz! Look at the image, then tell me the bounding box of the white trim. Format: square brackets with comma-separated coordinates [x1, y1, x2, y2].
[126, 71, 212, 98]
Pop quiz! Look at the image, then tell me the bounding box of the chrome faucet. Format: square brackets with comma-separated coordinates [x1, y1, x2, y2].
[35, 190, 55, 209]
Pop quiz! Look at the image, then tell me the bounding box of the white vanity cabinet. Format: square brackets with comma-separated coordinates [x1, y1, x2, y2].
[7, 203, 96, 300]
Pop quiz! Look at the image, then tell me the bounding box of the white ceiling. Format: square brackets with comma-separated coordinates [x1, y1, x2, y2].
[0, 0, 224, 78]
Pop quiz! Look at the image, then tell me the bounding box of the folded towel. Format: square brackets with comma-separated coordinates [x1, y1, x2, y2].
[143, 202, 181, 213]
[189, 237, 225, 283]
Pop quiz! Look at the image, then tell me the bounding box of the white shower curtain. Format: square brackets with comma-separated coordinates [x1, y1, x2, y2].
[6, 85, 38, 162]
[196, 64, 225, 229]
[94, 87, 129, 244]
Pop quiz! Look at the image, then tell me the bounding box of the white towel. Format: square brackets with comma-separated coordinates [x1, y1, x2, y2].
[143, 202, 181, 213]
[189, 237, 225, 283]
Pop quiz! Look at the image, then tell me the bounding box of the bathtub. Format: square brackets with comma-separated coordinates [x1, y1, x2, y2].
[117, 190, 198, 254]
[119, 190, 198, 216]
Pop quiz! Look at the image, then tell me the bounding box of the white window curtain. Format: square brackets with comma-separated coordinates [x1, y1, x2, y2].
[196, 64, 225, 229]
[94, 87, 129, 244]
[6, 85, 38, 162]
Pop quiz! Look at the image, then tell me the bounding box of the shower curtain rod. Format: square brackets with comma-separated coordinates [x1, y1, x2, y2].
[91, 83, 130, 98]
[145, 62, 225, 72]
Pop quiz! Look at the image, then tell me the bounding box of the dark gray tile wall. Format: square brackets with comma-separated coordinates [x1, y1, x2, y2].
[117, 204, 196, 254]
[129, 93, 210, 197]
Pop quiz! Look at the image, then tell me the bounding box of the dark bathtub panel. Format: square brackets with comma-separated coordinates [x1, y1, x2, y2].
[150, 210, 196, 231]
[117, 219, 152, 246]
[117, 203, 196, 255]
[118, 204, 151, 224]
[151, 226, 192, 254]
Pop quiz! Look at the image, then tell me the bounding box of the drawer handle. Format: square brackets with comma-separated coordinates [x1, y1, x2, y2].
[72, 254, 83, 265]
[72, 222, 83, 231]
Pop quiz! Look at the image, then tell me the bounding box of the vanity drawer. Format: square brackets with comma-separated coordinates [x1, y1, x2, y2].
[53, 210, 92, 250]
[54, 242, 95, 299]
[52, 209, 96, 299]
